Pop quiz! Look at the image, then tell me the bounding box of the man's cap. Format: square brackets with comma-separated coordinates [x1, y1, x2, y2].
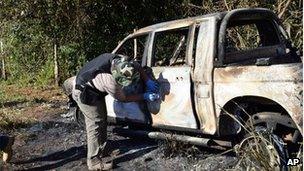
[111, 55, 140, 87]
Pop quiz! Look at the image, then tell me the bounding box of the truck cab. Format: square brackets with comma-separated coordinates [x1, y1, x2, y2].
[63, 8, 302, 168]
[110, 8, 302, 137]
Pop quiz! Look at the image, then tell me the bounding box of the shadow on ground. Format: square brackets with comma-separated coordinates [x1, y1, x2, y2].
[11, 120, 158, 171]
[13, 146, 86, 171]
[2, 114, 236, 171]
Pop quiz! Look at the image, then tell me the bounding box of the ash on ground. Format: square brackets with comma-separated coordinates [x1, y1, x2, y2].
[1, 106, 237, 171]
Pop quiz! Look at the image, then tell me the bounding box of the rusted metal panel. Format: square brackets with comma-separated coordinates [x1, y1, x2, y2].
[186, 24, 196, 67]
[132, 15, 219, 35]
[146, 32, 155, 67]
[148, 66, 197, 129]
[192, 18, 217, 135]
[114, 127, 230, 150]
[214, 63, 303, 134]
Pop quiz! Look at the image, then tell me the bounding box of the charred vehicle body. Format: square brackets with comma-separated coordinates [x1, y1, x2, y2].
[63, 8, 303, 168]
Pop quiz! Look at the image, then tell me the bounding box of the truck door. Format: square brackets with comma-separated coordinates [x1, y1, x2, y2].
[147, 26, 198, 129]
[192, 18, 217, 134]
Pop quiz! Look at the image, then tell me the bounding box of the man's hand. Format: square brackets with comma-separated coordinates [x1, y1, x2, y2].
[145, 79, 159, 93]
[143, 92, 160, 102]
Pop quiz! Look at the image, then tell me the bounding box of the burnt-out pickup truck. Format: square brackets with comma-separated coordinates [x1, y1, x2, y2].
[63, 8, 302, 168]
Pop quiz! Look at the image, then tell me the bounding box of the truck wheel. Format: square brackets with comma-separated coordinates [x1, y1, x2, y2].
[235, 126, 287, 170]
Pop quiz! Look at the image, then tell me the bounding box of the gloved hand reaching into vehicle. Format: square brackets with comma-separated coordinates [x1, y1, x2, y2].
[143, 92, 160, 102]
[145, 79, 159, 93]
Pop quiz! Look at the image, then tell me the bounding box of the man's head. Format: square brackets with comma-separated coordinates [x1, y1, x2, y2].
[111, 54, 140, 87]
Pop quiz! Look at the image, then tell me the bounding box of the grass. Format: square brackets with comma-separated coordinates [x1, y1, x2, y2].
[158, 104, 303, 170]
[0, 83, 67, 129]
[157, 133, 238, 170]
[158, 137, 203, 159]
[220, 104, 303, 171]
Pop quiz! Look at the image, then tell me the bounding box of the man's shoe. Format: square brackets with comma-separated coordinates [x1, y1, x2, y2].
[2, 136, 14, 163]
[88, 157, 113, 171]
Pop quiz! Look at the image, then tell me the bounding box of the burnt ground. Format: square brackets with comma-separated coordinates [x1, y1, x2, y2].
[0, 86, 238, 171]
[0, 116, 238, 171]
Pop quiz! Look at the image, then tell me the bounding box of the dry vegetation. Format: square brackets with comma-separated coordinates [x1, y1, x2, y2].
[0, 84, 67, 128]
[159, 109, 303, 170]
[222, 105, 303, 171]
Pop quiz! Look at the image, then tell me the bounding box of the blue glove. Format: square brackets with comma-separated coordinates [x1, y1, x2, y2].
[143, 92, 160, 102]
[145, 79, 159, 93]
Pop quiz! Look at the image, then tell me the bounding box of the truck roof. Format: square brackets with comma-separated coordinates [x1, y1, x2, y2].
[135, 12, 225, 34]
[132, 8, 276, 35]
[133, 12, 224, 35]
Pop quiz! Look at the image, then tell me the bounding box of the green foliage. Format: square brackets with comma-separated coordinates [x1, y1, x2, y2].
[190, 0, 303, 50]
[59, 43, 86, 79]
[35, 58, 54, 86]
[1, 19, 52, 86]
[0, 0, 302, 87]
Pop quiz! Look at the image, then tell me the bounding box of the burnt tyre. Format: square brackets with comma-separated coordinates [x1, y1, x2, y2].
[234, 111, 302, 170]
[235, 126, 287, 170]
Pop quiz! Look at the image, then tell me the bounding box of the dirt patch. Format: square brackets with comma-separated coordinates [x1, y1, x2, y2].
[0, 85, 67, 128]
[0, 113, 237, 170]
[0, 85, 66, 103]
[1, 115, 237, 170]
[0, 86, 237, 170]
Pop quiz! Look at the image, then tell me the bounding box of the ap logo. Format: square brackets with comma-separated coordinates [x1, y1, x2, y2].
[287, 158, 301, 166]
